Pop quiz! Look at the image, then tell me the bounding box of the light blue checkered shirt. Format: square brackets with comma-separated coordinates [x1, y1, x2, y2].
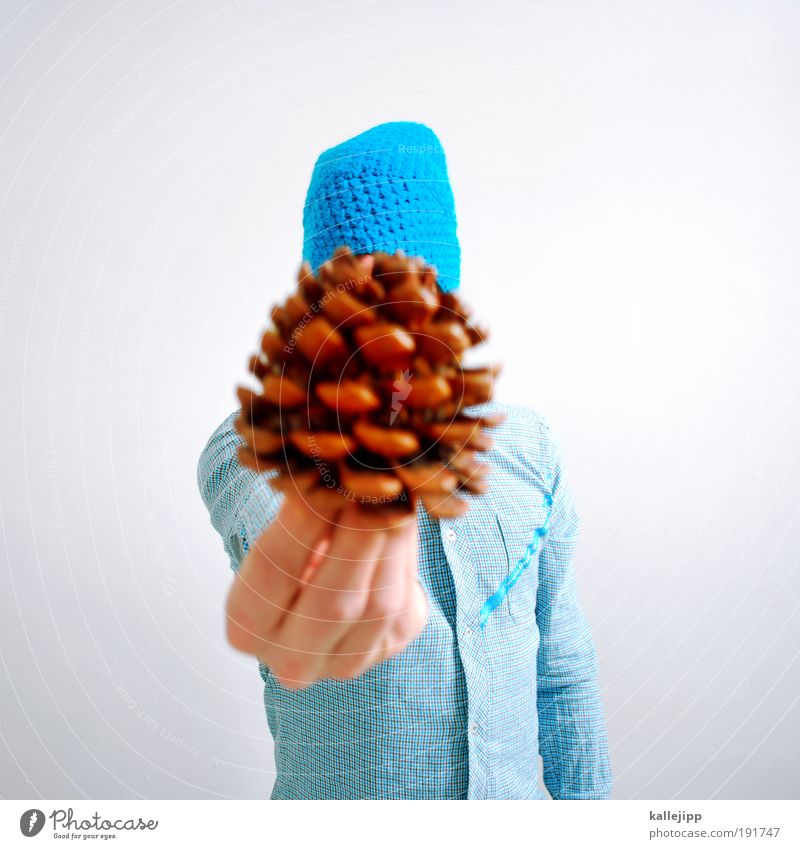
[197, 402, 612, 799]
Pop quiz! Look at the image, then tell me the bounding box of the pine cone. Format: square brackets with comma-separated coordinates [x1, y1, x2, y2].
[234, 246, 505, 519]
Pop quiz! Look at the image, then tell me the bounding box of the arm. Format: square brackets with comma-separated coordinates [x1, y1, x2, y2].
[196, 411, 282, 573]
[535, 415, 613, 799]
[197, 411, 427, 688]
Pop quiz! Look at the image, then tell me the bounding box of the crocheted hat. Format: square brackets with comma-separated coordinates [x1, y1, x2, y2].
[302, 122, 460, 292]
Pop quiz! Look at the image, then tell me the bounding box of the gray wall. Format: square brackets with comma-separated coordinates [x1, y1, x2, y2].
[1, 0, 798, 800]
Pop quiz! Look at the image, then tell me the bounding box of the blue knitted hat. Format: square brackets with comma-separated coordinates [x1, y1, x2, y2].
[302, 122, 460, 292]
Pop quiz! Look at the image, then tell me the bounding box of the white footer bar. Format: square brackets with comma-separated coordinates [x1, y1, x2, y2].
[2, 799, 797, 848]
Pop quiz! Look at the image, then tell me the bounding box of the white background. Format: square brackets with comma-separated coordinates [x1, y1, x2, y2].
[0, 0, 798, 800]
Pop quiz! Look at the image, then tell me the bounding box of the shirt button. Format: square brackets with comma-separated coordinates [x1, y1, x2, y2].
[463, 626, 473, 639]
[469, 721, 479, 735]
[445, 528, 456, 542]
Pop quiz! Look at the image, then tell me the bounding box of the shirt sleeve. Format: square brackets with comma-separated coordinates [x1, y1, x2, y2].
[535, 414, 613, 800]
[196, 410, 283, 573]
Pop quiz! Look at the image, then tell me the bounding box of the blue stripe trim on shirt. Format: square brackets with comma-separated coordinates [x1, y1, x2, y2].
[479, 482, 554, 629]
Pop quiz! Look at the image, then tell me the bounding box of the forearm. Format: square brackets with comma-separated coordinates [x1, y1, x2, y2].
[197, 410, 282, 572]
[537, 635, 612, 799]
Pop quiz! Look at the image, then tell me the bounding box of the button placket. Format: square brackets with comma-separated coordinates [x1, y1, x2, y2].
[439, 513, 491, 799]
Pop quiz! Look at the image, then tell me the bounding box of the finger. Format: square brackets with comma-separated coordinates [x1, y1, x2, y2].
[299, 533, 331, 583]
[322, 526, 412, 678]
[325, 515, 418, 679]
[384, 579, 430, 660]
[270, 504, 388, 688]
[225, 492, 341, 655]
[258, 488, 345, 582]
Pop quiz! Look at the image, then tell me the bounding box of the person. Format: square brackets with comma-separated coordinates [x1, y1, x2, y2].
[197, 121, 612, 800]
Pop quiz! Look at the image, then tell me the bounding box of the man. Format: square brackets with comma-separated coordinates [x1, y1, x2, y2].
[198, 121, 612, 800]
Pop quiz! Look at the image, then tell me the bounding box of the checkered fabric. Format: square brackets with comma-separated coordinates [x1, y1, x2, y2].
[197, 402, 612, 799]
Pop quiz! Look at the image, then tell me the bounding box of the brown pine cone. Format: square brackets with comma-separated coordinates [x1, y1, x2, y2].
[234, 246, 504, 519]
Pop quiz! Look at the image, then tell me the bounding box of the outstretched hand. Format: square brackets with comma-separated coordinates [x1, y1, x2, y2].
[225, 491, 428, 689]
